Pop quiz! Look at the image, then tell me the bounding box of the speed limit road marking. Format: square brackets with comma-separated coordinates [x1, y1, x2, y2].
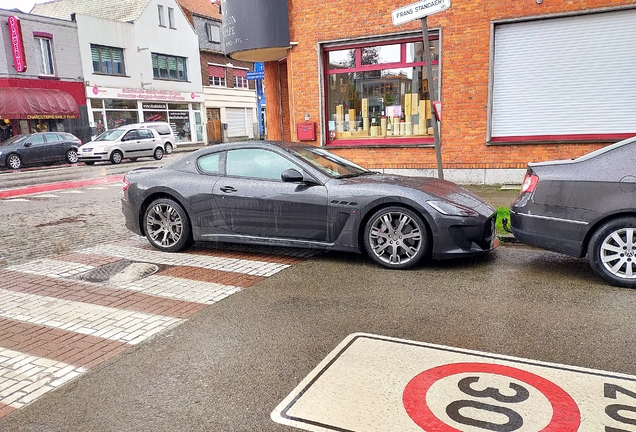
[271, 333, 636, 432]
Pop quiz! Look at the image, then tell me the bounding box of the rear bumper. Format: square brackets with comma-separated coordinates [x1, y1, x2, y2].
[121, 198, 143, 236]
[509, 209, 585, 257]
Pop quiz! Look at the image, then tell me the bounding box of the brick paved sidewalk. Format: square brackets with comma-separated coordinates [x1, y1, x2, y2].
[0, 236, 317, 419]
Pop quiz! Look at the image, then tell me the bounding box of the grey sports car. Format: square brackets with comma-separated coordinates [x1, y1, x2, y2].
[510, 136, 636, 287]
[122, 141, 497, 269]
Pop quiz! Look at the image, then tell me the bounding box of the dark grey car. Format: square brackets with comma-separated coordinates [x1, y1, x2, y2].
[510, 136, 636, 287]
[0, 132, 81, 170]
[121, 141, 497, 269]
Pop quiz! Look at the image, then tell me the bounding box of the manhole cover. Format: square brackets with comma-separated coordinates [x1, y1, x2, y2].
[77, 260, 160, 283]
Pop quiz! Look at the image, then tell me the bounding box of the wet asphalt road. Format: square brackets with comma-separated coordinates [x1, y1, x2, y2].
[1, 159, 635, 431]
[2, 241, 636, 431]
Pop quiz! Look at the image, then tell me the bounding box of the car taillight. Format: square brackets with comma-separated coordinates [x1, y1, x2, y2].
[123, 178, 130, 192]
[520, 172, 539, 194]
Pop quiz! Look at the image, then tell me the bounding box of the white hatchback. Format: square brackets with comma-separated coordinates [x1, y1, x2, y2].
[119, 122, 177, 154]
[79, 128, 164, 165]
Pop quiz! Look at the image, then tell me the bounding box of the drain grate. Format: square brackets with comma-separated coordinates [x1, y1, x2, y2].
[76, 260, 165, 283]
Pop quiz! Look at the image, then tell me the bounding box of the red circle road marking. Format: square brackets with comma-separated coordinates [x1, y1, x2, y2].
[403, 362, 580, 431]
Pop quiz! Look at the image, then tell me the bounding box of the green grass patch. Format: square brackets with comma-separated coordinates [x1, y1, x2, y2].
[496, 206, 510, 236]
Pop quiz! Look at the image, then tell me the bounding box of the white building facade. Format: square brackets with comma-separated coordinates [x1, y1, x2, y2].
[33, 0, 206, 144]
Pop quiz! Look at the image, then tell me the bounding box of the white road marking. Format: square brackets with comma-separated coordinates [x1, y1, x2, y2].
[0, 288, 182, 345]
[7, 259, 94, 278]
[0, 348, 86, 409]
[272, 333, 636, 432]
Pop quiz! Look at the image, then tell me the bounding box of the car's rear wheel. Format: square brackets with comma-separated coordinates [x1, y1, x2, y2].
[110, 150, 123, 164]
[153, 147, 164, 160]
[165, 143, 173, 154]
[7, 154, 21, 170]
[66, 149, 78, 164]
[363, 206, 428, 269]
[588, 217, 636, 288]
[84, 161, 96, 165]
[144, 198, 193, 252]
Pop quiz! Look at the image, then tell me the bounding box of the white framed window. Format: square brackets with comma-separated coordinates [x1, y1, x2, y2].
[210, 76, 226, 86]
[208, 65, 226, 86]
[206, 22, 221, 43]
[234, 76, 248, 88]
[158, 5, 165, 27]
[34, 37, 54, 75]
[168, 7, 175, 28]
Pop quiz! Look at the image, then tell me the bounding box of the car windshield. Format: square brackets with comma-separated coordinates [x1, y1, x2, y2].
[286, 147, 370, 178]
[94, 129, 125, 141]
[0, 135, 28, 146]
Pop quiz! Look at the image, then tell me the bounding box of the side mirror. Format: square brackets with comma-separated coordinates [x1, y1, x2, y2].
[23, 142, 32, 147]
[281, 168, 304, 183]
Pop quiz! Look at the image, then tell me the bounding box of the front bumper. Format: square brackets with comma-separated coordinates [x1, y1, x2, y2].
[432, 212, 498, 259]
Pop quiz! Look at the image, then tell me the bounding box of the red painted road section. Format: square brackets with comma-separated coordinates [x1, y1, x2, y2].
[0, 175, 125, 199]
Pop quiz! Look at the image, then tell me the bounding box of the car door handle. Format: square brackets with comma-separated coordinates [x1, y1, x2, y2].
[220, 186, 237, 193]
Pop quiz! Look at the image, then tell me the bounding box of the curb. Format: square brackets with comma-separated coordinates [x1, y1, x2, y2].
[499, 234, 520, 244]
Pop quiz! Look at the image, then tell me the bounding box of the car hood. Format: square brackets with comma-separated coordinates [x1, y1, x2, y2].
[341, 173, 495, 215]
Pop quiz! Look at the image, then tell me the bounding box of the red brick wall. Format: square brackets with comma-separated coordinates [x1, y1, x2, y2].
[199, 51, 255, 89]
[269, 0, 635, 170]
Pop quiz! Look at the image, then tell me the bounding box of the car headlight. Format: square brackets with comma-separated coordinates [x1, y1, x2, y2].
[427, 200, 478, 217]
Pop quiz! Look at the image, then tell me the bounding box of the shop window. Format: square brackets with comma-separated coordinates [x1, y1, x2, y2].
[206, 22, 221, 43]
[152, 53, 188, 81]
[91, 45, 125, 75]
[168, 7, 175, 29]
[34, 37, 54, 76]
[324, 36, 440, 146]
[209, 64, 226, 86]
[158, 5, 165, 26]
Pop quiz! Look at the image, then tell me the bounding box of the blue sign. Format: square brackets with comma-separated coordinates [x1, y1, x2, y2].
[246, 71, 265, 80]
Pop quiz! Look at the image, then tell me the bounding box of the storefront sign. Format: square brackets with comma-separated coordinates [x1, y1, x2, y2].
[8, 16, 27, 73]
[142, 103, 167, 110]
[88, 86, 204, 102]
[392, 0, 451, 25]
[26, 114, 79, 120]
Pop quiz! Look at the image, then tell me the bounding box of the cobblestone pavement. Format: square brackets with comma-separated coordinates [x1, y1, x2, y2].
[0, 181, 317, 418]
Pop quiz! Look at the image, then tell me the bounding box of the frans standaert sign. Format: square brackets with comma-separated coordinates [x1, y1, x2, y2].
[391, 0, 451, 26]
[87, 86, 204, 102]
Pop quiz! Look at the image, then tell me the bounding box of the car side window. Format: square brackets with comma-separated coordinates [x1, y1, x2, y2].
[123, 130, 138, 141]
[198, 153, 222, 174]
[44, 133, 58, 142]
[138, 129, 154, 139]
[226, 149, 300, 180]
[152, 124, 172, 135]
[29, 134, 46, 145]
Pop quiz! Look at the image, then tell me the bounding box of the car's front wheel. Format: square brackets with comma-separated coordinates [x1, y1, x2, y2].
[154, 147, 164, 160]
[144, 198, 193, 252]
[110, 150, 123, 164]
[363, 206, 428, 269]
[6, 154, 21, 170]
[66, 149, 78, 164]
[588, 217, 636, 288]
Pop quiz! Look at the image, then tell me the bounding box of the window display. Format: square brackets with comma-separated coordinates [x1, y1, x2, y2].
[325, 37, 440, 145]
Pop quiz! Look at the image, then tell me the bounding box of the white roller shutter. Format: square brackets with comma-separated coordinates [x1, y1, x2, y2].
[491, 9, 636, 140]
[226, 108, 254, 139]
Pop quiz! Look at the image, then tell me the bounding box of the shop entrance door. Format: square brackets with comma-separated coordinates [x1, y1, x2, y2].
[207, 108, 222, 143]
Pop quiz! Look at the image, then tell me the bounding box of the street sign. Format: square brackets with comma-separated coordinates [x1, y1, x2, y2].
[272, 333, 636, 432]
[391, 0, 451, 26]
[246, 71, 264, 80]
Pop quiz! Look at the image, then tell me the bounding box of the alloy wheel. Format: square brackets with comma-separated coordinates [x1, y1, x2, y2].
[67, 149, 78, 164]
[367, 210, 423, 266]
[7, 154, 21, 169]
[600, 227, 636, 279]
[146, 203, 184, 248]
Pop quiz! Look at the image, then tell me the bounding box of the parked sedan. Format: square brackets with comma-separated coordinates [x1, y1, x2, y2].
[0, 132, 81, 170]
[122, 141, 497, 269]
[510, 136, 636, 287]
[79, 127, 164, 165]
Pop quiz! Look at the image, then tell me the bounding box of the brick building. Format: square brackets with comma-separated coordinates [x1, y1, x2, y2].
[223, 0, 636, 184]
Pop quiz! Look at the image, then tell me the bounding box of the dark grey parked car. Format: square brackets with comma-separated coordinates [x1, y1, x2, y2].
[510, 136, 636, 287]
[122, 141, 498, 269]
[0, 132, 81, 170]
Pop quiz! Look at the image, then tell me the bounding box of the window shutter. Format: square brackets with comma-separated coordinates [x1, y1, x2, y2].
[208, 65, 225, 77]
[91, 45, 100, 62]
[233, 69, 246, 78]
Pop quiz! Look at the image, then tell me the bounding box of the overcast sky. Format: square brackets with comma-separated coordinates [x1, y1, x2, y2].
[0, 0, 46, 13]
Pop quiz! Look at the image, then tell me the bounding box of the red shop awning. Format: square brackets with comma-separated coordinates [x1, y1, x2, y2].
[0, 87, 80, 120]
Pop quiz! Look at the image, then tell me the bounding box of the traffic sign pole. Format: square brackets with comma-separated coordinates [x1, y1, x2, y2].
[422, 17, 444, 180]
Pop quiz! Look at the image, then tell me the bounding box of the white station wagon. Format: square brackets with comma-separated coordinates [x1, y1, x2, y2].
[79, 127, 165, 165]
